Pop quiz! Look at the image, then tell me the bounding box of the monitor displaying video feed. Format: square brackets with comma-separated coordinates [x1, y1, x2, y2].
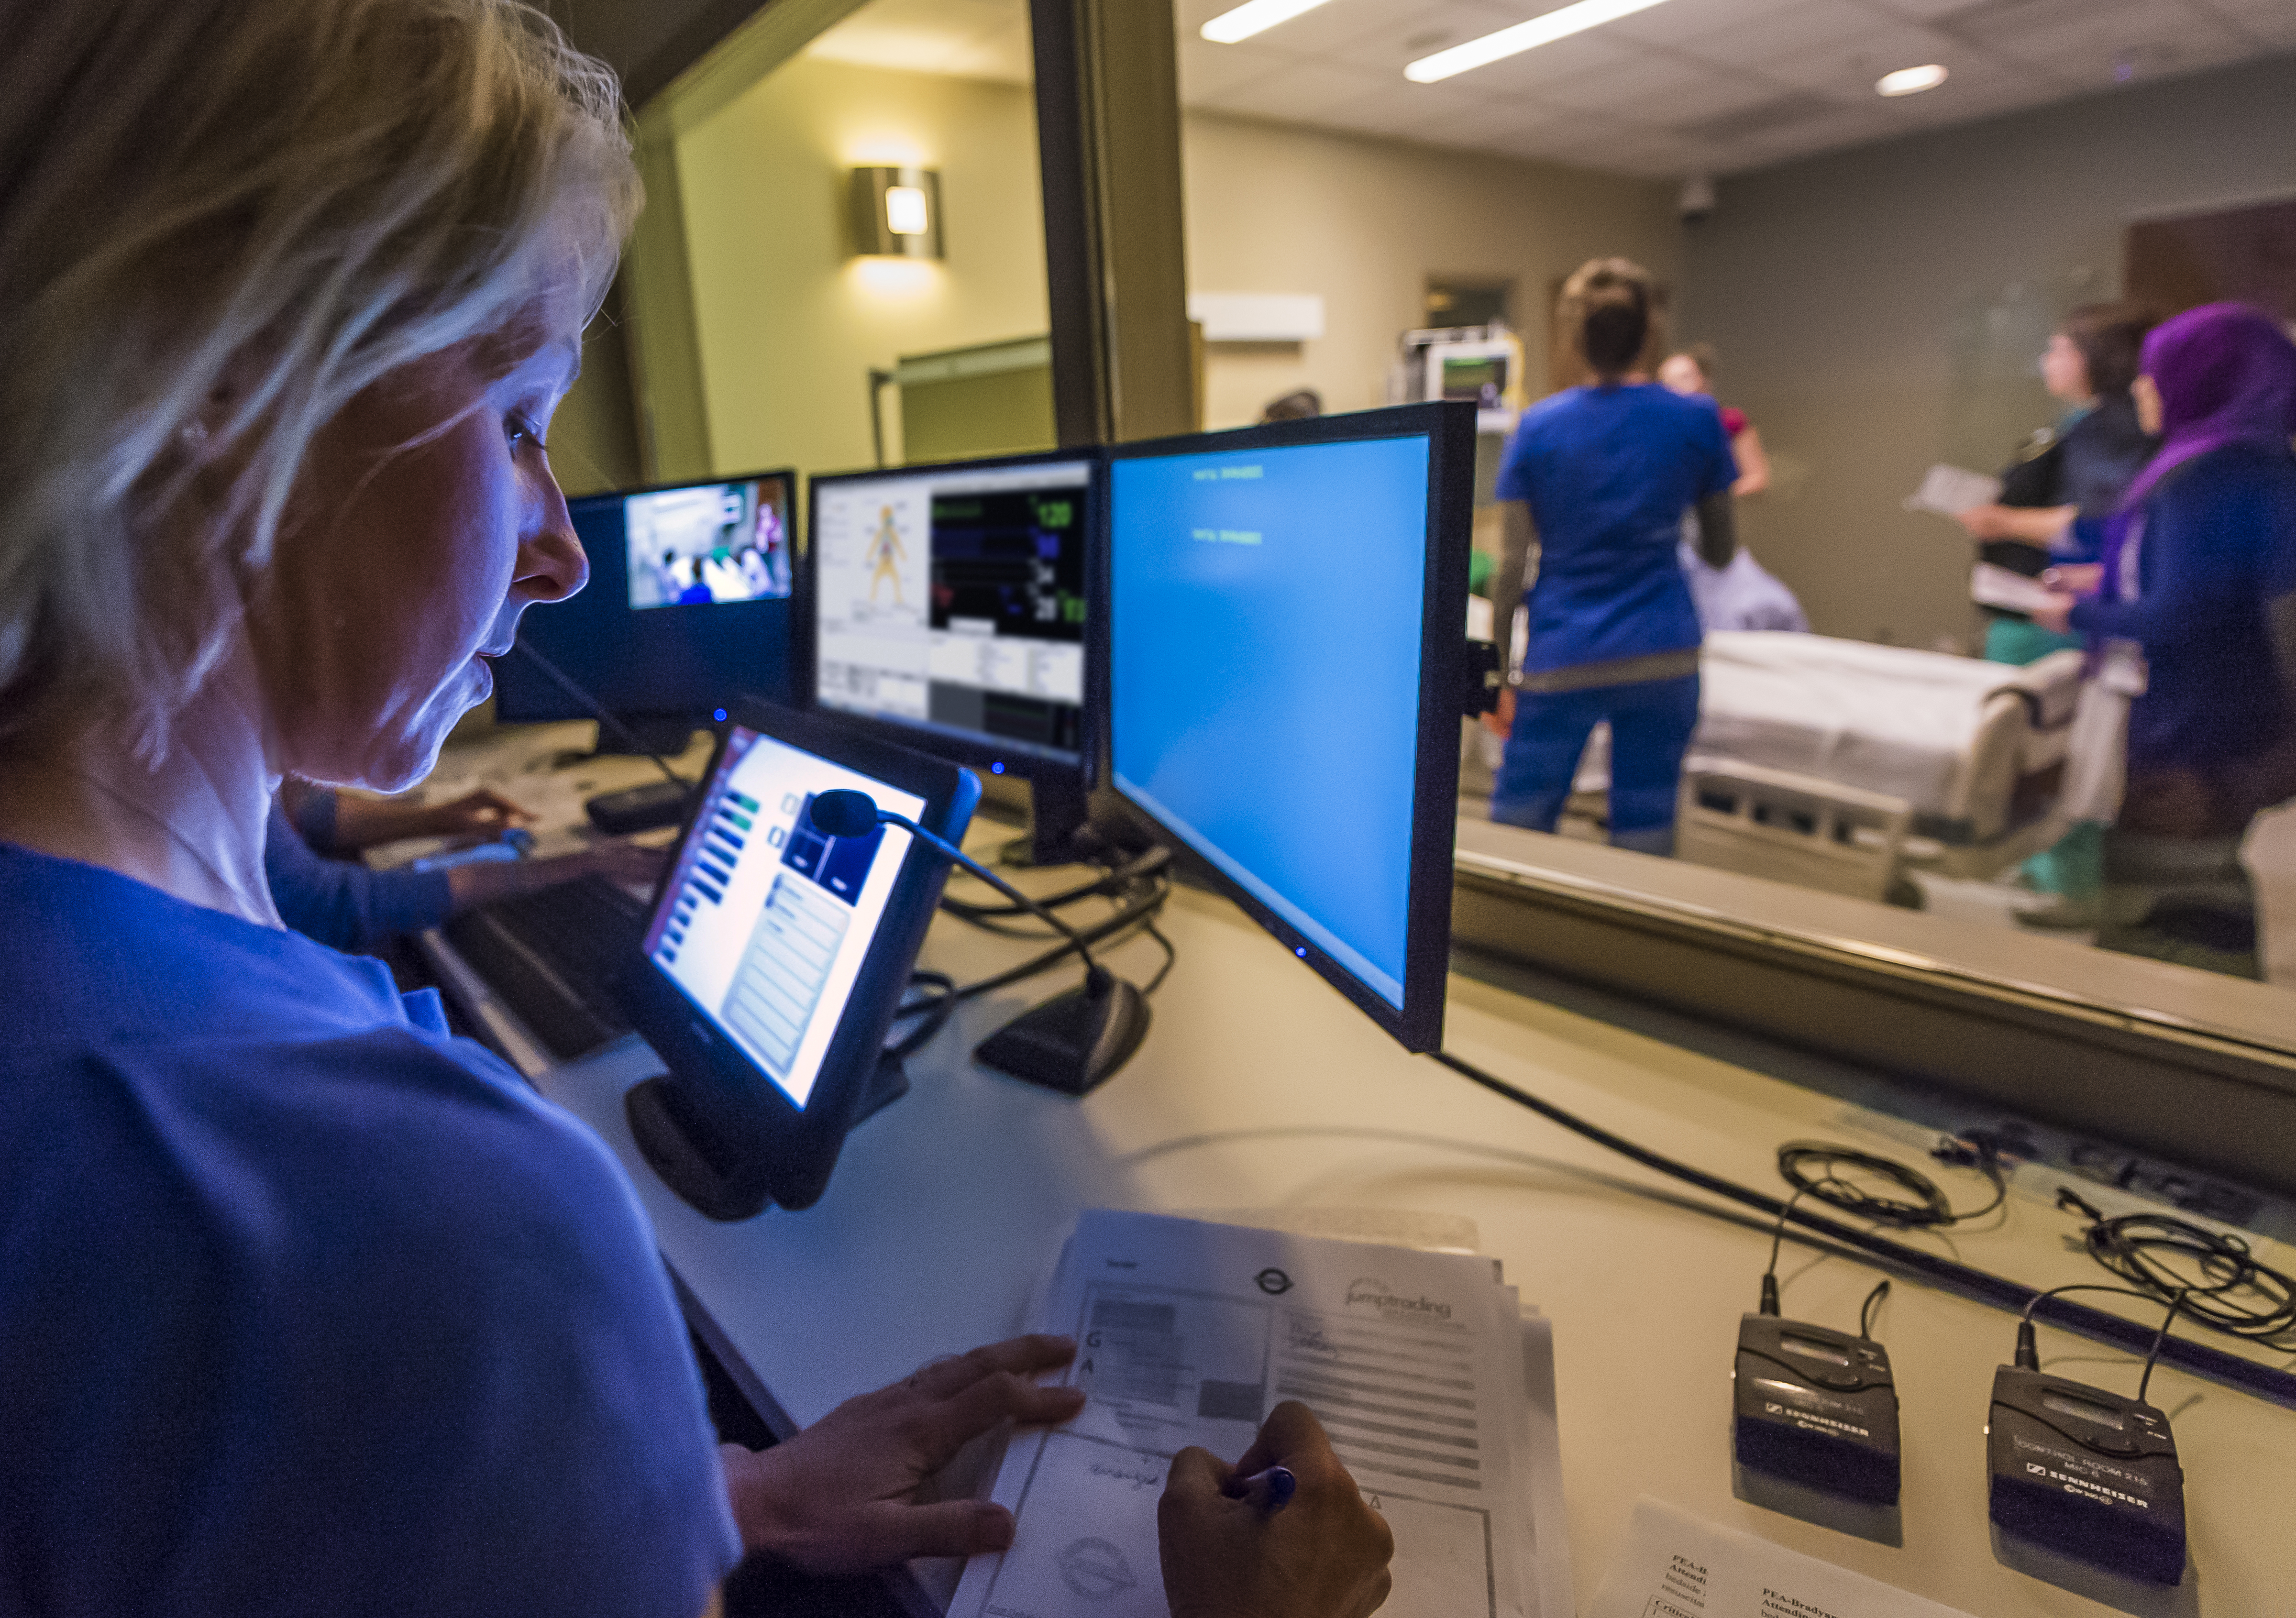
[493, 468, 798, 736]
[805, 454, 1095, 768]
[625, 477, 792, 610]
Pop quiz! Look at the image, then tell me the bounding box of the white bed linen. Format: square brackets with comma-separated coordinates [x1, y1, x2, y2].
[1690, 632, 2079, 818]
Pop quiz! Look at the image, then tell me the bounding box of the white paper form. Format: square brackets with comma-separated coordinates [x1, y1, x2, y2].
[1903, 463, 2003, 520]
[1589, 1498, 1977, 1618]
[949, 1211, 1549, 1618]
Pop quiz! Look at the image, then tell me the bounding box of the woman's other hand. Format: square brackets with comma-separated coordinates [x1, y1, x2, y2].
[1958, 504, 2076, 546]
[721, 1335, 1085, 1574]
[1158, 1401, 1395, 1618]
[1480, 685, 1516, 738]
[419, 785, 536, 840]
[2042, 563, 2103, 596]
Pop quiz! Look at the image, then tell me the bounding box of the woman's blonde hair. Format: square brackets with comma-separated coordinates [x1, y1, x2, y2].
[0, 0, 640, 757]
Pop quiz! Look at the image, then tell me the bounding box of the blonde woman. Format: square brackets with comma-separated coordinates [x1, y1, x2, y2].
[0, 4, 1392, 1615]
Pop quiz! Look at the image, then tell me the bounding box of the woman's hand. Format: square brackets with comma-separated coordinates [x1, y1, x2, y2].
[442, 836, 666, 910]
[2028, 592, 2077, 635]
[2042, 563, 2102, 596]
[1158, 1402, 1395, 1618]
[328, 784, 535, 849]
[721, 1335, 1085, 1575]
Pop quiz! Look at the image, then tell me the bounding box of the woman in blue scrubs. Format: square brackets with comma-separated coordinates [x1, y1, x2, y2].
[1484, 258, 1738, 854]
[0, 4, 1392, 1616]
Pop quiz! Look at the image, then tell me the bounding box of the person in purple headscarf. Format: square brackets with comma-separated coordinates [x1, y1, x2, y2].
[2029, 302, 2296, 977]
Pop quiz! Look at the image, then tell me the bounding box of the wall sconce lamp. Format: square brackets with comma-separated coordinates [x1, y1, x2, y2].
[849, 166, 944, 259]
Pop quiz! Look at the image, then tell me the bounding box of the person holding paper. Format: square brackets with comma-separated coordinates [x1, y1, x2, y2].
[1959, 303, 2160, 667]
[1484, 258, 1738, 854]
[2026, 304, 2296, 976]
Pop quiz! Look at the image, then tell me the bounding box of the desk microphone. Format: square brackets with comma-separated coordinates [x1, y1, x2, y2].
[807, 788, 1148, 1095]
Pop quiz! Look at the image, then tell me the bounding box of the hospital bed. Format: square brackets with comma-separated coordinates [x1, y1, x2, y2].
[1461, 627, 2086, 902]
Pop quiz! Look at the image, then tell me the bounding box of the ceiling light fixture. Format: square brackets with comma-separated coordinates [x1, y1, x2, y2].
[1201, 0, 1336, 45]
[1405, 0, 1673, 83]
[1876, 63, 1948, 96]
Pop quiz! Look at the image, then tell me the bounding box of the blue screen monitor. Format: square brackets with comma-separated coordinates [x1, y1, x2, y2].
[1104, 403, 1476, 1051]
[494, 469, 798, 741]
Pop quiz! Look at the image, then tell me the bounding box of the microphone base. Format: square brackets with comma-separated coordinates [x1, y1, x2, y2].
[975, 976, 1150, 1096]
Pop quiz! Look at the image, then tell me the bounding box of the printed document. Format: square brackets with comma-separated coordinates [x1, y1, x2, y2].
[1589, 1497, 1977, 1618]
[1904, 464, 2003, 520]
[949, 1211, 1563, 1618]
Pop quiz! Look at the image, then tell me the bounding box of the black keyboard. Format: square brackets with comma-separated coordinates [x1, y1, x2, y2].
[443, 873, 651, 1061]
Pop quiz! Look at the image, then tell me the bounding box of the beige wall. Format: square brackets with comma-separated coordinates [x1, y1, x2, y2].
[666, 56, 1682, 483]
[1181, 113, 1683, 433]
[675, 55, 1051, 483]
[1679, 53, 2296, 650]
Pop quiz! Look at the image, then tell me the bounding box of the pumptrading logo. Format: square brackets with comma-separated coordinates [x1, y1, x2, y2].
[1345, 1277, 1452, 1322]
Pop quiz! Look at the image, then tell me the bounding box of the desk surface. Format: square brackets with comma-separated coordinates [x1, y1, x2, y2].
[530, 867, 2296, 1618]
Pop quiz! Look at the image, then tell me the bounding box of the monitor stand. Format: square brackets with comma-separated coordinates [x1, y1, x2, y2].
[1002, 773, 1099, 868]
[623, 1050, 910, 1222]
[585, 713, 701, 759]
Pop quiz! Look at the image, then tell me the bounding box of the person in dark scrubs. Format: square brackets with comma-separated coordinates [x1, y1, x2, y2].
[1960, 302, 2160, 666]
[1483, 257, 1737, 855]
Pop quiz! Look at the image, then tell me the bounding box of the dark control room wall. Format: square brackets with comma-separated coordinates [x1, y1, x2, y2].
[1676, 53, 2296, 652]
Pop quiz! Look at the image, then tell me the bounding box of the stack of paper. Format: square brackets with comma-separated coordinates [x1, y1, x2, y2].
[948, 1210, 1569, 1618]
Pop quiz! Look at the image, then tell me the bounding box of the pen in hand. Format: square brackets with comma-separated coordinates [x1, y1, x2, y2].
[1223, 1464, 1297, 1514]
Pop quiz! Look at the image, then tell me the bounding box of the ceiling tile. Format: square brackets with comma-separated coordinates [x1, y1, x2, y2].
[1194, 59, 1444, 130]
[1534, 52, 1803, 122]
[1428, 29, 1639, 96]
[1177, 33, 1300, 100]
[1975, 0, 2260, 90]
[1662, 0, 1889, 66]
[1602, 0, 1823, 48]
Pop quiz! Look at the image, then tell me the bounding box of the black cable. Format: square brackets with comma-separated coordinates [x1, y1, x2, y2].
[1139, 921, 1178, 997]
[938, 846, 1171, 924]
[1431, 1047, 2296, 1407]
[940, 882, 1170, 1005]
[2139, 1291, 2188, 1407]
[886, 969, 956, 1060]
[1759, 1186, 1805, 1316]
[2054, 1189, 2296, 1344]
[1860, 1278, 1891, 1341]
[1776, 1139, 2005, 1230]
[509, 639, 688, 787]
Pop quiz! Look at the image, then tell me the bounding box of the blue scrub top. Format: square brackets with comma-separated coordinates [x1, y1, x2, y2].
[0, 843, 740, 1617]
[1496, 383, 1736, 673]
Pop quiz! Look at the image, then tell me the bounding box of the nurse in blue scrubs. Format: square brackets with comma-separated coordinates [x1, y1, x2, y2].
[1483, 257, 1738, 854]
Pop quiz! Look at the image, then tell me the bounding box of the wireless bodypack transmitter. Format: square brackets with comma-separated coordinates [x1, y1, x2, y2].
[1987, 1365, 2185, 1585]
[1733, 1314, 1902, 1503]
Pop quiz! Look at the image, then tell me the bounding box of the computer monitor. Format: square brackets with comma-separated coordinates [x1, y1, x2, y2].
[1102, 402, 1477, 1052]
[800, 451, 1099, 860]
[495, 469, 799, 752]
[618, 697, 981, 1220]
